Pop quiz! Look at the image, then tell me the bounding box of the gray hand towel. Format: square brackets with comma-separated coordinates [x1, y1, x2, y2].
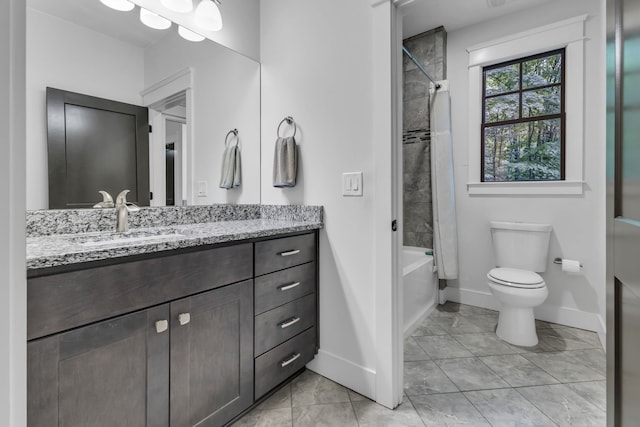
[273, 136, 297, 187]
[219, 144, 241, 189]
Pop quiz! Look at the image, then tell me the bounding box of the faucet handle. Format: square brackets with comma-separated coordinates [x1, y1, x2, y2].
[116, 190, 140, 212]
[115, 190, 130, 206]
[93, 190, 114, 208]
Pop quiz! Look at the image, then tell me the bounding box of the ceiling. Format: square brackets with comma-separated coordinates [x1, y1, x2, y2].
[402, 0, 556, 39]
[28, 0, 168, 48]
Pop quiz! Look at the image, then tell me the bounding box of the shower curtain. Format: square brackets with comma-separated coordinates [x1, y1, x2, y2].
[430, 81, 459, 280]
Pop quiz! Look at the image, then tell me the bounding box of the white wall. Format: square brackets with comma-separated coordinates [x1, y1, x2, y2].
[446, 0, 607, 336]
[261, 0, 379, 397]
[26, 8, 145, 210]
[0, 0, 26, 425]
[144, 32, 261, 205]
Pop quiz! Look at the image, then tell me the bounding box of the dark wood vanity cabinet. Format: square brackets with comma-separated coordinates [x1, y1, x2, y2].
[28, 304, 171, 427]
[253, 233, 318, 400]
[27, 231, 318, 427]
[170, 280, 254, 427]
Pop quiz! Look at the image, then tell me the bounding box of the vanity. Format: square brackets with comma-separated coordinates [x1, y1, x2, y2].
[26, 205, 322, 427]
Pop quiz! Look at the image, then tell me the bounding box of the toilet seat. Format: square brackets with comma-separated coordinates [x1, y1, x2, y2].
[488, 267, 545, 289]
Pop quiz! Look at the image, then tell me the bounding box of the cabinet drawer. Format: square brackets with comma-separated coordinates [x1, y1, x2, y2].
[255, 233, 316, 276]
[255, 327, 316, 400]
[255, 262, 316, 315]
[28, 243, 253, 340]
[255, 293, 315, 356]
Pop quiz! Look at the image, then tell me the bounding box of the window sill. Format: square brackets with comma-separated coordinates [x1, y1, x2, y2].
[467, 180, 584, 196]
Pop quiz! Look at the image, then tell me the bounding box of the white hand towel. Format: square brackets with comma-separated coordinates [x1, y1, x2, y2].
[273, 136, 297, 187]
[219, 145, 241, 189]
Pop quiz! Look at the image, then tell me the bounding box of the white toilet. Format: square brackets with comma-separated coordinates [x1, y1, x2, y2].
[487, 221, 552, 347]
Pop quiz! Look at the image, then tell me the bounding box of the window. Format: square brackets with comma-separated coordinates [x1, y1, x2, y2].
[466, 15, 586, 195]
[481, 49, 565, 182]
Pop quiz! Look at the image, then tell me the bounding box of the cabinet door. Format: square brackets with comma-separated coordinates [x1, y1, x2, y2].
[170, 280, 254, 427]
[28, 304, 170, 427]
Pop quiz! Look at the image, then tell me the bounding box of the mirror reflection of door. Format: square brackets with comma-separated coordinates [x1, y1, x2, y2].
[166, 143, 175, 206]
[148, 90, 188, 207]
[164, 119, 186, 206]
[46, 87, 150, 209]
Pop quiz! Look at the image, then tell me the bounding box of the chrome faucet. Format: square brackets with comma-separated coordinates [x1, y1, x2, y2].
[93, 190, 115, 208]
[115, 190, 140, 232]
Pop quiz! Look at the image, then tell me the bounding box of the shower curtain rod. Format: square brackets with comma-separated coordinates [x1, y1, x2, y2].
[402, 46, 441, 90]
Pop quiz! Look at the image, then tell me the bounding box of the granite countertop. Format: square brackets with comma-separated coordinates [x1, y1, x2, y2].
[27, 218, 322, 271]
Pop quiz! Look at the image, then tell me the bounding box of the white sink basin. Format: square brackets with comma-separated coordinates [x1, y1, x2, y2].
[72, 230, 185, 247]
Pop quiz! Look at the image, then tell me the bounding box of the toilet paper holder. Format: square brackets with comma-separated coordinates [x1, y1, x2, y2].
[553, 257, 583, 268]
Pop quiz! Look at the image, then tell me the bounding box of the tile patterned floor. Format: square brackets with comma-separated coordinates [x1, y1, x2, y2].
[233, 302, 606, 426]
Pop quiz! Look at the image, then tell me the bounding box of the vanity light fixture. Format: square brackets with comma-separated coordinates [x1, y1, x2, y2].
[194, 0, 223, 32]
[178, 25, 205, 42]
[99, 0, 135, 12]
[160, 0, 194, 13]
[140, 8, 172, 30]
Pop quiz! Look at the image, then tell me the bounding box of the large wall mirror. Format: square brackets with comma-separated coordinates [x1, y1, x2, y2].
[26, 0, 261, 210]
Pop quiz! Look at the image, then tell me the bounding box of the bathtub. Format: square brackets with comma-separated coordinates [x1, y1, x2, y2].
[403, 246, 438, 338]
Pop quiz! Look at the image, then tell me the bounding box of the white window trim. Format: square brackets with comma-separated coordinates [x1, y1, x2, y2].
[467, 14, 587, 196]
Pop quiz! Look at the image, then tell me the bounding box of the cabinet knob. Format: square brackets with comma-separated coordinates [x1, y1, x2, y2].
[178, 313, 191, 326]
[155, 319, 168, 334]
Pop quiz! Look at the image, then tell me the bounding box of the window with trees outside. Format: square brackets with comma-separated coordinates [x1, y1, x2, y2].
[482, 49, 565, 182]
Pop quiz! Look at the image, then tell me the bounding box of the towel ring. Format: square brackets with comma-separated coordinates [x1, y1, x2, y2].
[225, 129, 239, 146]
[277, 116, 297, 138]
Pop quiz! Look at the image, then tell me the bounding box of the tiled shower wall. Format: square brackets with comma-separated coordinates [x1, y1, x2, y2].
[403, 27, 446, 249]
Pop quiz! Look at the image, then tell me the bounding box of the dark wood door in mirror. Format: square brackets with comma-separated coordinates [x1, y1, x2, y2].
[46, 87, 150, 208]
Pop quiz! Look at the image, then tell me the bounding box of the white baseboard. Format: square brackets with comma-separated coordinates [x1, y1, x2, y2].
[306, 349, 376, 400]
[446, 286, 603, 335]
[446, 287, 500, 311]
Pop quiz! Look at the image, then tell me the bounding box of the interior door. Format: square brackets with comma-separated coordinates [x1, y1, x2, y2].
[607, 0, 640, 425]
[46, 87, 150, 208]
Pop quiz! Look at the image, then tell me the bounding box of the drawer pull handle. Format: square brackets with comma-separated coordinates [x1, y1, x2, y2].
[178, 313, 191, 326]
[280, 249, 301, 257]
[280, 352, 301, 368]
[279, 317, 301, 328]
[279, 281, 301, 291]
[155, 320, 168, 334]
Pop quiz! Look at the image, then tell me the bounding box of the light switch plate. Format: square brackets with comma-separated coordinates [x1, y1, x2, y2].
[342, 172, 363, 196]
[197, 181, 208, 197]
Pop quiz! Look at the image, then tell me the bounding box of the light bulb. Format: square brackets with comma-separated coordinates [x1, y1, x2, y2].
[195, 0, 222, 32]
[140, 8, 171, 30]
[160, 0, 193, 13]
[178, 26, 205, 42]
[99, 0, 135, 12]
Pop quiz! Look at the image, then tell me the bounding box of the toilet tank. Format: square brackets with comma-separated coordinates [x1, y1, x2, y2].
[490, 221, 552, 272]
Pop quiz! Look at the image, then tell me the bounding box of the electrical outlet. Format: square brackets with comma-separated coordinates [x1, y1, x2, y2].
[342, 172, 363, 196]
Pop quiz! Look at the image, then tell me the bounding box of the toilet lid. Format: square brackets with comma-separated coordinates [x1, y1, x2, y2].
[488, 267, 545, 289]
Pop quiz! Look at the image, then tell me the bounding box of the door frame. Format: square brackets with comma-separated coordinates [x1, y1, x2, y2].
[141, 68, 194, 206]
[149, 113, 187, 207]
[371, 0, 405, 409]
[2, 0, 27, 425]
[605, 0, 618, 424]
